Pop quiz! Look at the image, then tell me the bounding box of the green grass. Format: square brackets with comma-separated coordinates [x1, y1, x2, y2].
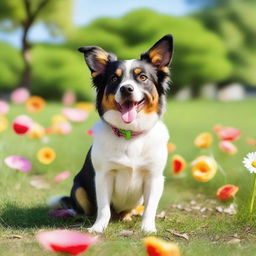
[1, 99, 256, 256]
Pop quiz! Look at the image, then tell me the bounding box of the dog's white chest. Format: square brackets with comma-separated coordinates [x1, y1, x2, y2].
[91, 120, 169, 212]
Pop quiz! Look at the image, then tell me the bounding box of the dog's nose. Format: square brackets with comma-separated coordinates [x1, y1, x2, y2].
[120, 85, 134, 96]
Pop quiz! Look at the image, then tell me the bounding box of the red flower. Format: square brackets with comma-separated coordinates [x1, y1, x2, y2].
[36, 230, 98, 255]
[171, 155, 186, 175]
[219, 141, 237, 154]
[12, 115, 33, 135]
[214, 125, 241, 141]
[217, 184, 239, 200]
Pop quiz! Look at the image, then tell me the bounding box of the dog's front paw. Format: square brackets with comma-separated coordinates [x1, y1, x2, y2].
[87, 224, 106, 233]
[141, 223, 157, 233]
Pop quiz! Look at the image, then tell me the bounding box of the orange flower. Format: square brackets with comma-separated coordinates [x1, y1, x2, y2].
[37, 147, 56, 164]
[76, 102, 94, 112]
[144, 236, 180, 256]
[191, 156, 217, 182]
[194, 132, 213, 148]
[217, 184, 239, 201]
[51, 114, 67, 125]
[171, 155, 186, 175]
[26, 96, 45, 113]
[219, 141, 237, 154]
[28, 123, 45, 138]
[167, 143, 176, 153]
[0, 115, 8, 133]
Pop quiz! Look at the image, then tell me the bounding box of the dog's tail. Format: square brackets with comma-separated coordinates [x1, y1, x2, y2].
[47, 195, 76, 210]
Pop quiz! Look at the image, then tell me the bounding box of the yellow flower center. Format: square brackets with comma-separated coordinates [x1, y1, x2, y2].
[252, 160, 256, 168]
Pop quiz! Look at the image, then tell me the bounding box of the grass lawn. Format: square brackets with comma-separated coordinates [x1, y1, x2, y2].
[0, 99, 256, 256]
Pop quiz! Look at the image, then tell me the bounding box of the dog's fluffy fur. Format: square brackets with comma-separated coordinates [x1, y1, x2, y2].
[50, 34, 173, 233]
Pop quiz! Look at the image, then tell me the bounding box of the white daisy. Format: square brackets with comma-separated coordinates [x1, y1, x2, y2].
[243, 152, 256, 173]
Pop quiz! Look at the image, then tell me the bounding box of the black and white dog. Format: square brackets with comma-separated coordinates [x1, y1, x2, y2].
[50, 34, 173, 233]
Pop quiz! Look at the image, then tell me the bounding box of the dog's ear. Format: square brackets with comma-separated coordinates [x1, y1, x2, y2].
[141, 34, 173, 69]
[78, 46, 117, 76]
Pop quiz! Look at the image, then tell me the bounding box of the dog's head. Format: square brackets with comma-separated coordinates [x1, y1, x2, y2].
[79, 34, 173, 131]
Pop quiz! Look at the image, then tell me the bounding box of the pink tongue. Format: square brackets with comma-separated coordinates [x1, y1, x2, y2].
[120, 105, 137, 123]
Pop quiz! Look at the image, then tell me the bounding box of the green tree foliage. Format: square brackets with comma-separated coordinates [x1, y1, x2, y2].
[67, 9, 232, 91]
[194, 0, 256, 85]
[31, 45, 94, 100]
[0, 0, 73, 88]
[0, 41, 23, 91]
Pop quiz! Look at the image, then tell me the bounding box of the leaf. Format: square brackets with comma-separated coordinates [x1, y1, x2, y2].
[166, 229, 189, 240]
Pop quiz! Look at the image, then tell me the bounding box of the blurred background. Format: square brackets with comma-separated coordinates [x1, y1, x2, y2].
[0, 0, 256, 101]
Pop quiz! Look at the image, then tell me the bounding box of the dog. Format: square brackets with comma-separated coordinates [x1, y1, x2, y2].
[49, 34, 173, 233]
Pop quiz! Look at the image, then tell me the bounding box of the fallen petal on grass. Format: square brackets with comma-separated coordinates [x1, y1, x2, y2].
[26, 96, 45, 113]
[194, 132, 213, 148]
[143, 236, 180, 256]
[214, 125, 241, 141]
[0, 115, 9, 133]
[30, 176, 50, 189]
[171, 155, 186, 175]
[11, 88, 30, 104]
[0, 100, 9, 115]
[219, 141, 237, 154]
[52, 171, 70, 183]
[217, 184, 239, 201]
[4, 155, 32, 172]
[191, 156, 217, 182]
[62, 108, 88, 123]
[12, 115, 33, 135]
[37, 147, 56, 165]
[36, 230, 98, 255]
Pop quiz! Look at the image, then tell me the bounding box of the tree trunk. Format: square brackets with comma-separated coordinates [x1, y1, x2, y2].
[19, 23, 32, 88]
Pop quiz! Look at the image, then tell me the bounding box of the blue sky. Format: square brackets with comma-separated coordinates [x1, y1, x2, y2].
[0, 0, 200, 48]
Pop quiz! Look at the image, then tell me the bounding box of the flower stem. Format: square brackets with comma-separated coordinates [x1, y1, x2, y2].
[249, 174, 256, 216]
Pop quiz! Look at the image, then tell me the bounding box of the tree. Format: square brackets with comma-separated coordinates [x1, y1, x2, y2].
[194, 0, 256, 85]
[0, 0, 73, 89]
[67, 9, 231, 94]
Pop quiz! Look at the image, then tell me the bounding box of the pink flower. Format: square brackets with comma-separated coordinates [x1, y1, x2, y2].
[62, 90, 76, 106]
[214, 125, 241, 141]
[11, 88, 30, 104]
[52, 171, 70, 183]
[62, 108, 88, 123]
[36, 230, 98, 255]
[48, 209, 76, 218]
[12, 115, 33, 135]
[0, 100, 9, 115]
[4, 155, 32, 172]
[55, 122, 72, 135]
[219, 141, 237, 154]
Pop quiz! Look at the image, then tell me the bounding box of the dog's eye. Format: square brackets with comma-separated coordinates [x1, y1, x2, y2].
[111, 76, 118, 83]
[138, 74, 148, 81]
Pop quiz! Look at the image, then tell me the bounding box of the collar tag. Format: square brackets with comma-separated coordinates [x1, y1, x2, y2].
[119, 129, 132, 140]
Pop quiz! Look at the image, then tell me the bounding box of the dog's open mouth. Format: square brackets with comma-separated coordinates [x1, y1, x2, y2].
[116, 98, 145, 123]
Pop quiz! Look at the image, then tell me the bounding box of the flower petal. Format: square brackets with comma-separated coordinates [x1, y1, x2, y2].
[62, 108, 88, 123]
[36, 230, 98, 255]
[219, 141, 237, 154]
[52, 171, 70, 183]
[214, 125, 241, 141]
[171, 155, 186, 175]
[11, 88, 30, 104]
[167, 143, 176, 153]
[0, 100, 9, 115]
[194, 132, 213, 148]
[26, 96, 45, 113]
[217, 184, 239, 201]
[62, 90, 76, 106]
[191, 156, 217, 182]
[4, 155, 32, 172]
[12, 115, 33, 135]
[0, 115, 9, 133]
[144, 236, 180, 256]
[37, 147, 56, 165]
